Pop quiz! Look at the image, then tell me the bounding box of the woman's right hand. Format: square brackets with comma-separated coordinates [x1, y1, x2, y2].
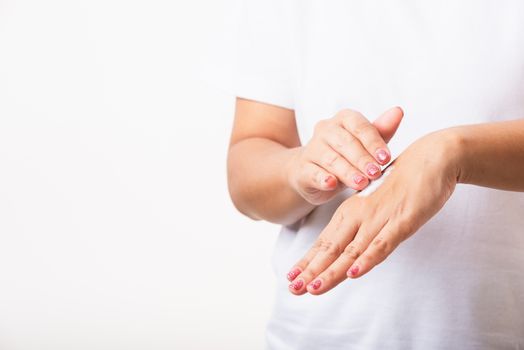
[286, 107, 404, 205]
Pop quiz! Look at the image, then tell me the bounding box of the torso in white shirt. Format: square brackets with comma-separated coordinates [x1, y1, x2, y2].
[234, 1, 524, 349]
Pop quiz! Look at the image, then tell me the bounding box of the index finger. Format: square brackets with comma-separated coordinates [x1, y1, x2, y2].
[337, 109, 391, 165]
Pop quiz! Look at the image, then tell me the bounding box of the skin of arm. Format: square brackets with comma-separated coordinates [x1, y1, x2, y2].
[227, 98, 403, 226]
[227, 98, 314, 226]
[287, 118, 524, 295]
[455, 119, 524, 191]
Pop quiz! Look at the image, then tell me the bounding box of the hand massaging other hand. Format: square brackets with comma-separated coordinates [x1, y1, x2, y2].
[287, 129, 461, 295]
[286, 107, 404, 205]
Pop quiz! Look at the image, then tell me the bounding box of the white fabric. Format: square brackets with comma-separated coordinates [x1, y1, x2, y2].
[234, 1, 524, 349]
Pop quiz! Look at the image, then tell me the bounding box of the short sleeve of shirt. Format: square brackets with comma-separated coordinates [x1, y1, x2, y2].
[234, 0, 297, 110]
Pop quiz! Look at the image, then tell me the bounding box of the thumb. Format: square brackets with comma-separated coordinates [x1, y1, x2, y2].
[372, 106, 404, 143]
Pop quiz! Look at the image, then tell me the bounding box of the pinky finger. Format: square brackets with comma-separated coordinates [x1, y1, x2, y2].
[300, 162, 339, 192]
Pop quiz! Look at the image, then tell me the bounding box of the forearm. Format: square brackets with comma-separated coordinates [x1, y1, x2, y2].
[451, 119, 524, 191]
[227, 137, 316, 225]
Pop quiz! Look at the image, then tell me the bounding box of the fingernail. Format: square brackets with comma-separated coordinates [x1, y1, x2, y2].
[348, 265, 360, 277]
[376, 149, 389, 164]
[323, 175, 336, 188]
[286, 267, 301, 281]
[289, 278, 304, 291]
[353, 174, 365, 185]
[366, 163, 380, 176]
[308, 279, 322, 290]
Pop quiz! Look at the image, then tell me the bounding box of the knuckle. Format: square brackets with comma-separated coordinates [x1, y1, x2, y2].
[351, 235, 365, 246]
[297, 161, 309, 176]
[342, 169, 353, 183]
[332, 208, 345, 232]
[357, 153, 374, 170]
[336, 108, 353, 119]
[313, 170, 323, 186]
[295, 257, 310, 269]
[342, 244, 361, 260]
[331, 129, 347, 150]
[395, 211, 417, 237]
[326, 241, 343, 258]
[300, 269, 313, 280]
[322, 152, 339, 168]
[336, 108, 359, 122]
[372, 237, 391, 255]
[325, 268, 337, 282]
[313, 237, 343, 259]
[352, 121, 375, 139]
[313, 119, 328, 134]
[312, 237, 326, 251]
[300, 246, 320, 266]
[398, 222, 415, 240]
[343, 133, 359, 149]
[302, 265, 320, 280]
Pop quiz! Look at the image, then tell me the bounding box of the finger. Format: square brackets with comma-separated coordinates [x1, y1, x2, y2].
[346, 221, 403, 279]
[338, 109, 392, 165]
[323, 125, 383, 181]
[289, 237, 347, 295]
[372, 106, 404, 144]
[306, 222, 386, 295]
[297, 162, 338, 193]
[287, 205, 360, 295]
[311, 142, 370, 190]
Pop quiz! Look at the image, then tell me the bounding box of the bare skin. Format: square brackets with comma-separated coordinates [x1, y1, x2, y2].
[227, 98, 524, 296]
[287, 120, 524, 295]
[227, 98, 403, 226]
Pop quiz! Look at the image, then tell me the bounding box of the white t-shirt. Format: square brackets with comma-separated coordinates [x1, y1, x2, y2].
[234, 1, 524, 349]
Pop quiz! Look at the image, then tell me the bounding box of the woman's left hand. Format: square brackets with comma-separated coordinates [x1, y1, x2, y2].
[286, 129, 464, 295]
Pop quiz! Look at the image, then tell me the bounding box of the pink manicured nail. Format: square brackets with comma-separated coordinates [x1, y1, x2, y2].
[308, 279, 322, 290]
[289, 279, 304, 291]
[353, 174, 365, 185]
[376, 149, 389, 164]
[348, 265, 360, 277]
[367, 163, 380, 176]
[286, 267, 301, 281]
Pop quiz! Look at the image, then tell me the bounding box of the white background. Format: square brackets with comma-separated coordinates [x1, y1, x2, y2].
[0, 1, 279, 349]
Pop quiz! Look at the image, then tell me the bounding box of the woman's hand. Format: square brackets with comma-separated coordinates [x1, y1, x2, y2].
[286, 129, 463, 294]
[285, 107, 403, 205]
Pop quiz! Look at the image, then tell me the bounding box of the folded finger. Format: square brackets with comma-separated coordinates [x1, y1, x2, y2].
[297, 162, 338, 193]
[323, 125, 382, 182]
[311, 142, 369, 190]
[339, 110, 391, 165]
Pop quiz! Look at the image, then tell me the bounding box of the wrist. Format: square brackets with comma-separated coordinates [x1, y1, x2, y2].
[433, 127, 470, 184]
[420, 127, 468, 185]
